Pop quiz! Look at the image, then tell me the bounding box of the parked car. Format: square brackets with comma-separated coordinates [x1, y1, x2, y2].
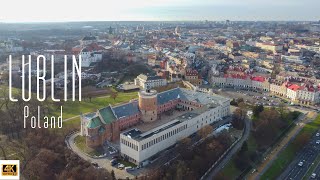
[110, 159, 118, 166]
[316, 140, 320, 144]
[118, 163, 125, 170]
[316, 133, 320, 137]
[125, 166, 134, 172]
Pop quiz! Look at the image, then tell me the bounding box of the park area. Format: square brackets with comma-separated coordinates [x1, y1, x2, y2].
[260, 114, 320, 180]
[216, 103, 301, 179]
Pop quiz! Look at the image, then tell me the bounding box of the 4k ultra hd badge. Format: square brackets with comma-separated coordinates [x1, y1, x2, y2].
[0, 160, 19, 180]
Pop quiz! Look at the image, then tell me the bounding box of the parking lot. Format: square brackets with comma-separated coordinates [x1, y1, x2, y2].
[212, 87, 283, 106]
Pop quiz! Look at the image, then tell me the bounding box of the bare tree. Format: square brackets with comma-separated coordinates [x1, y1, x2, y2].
[198, 125, 213, 139]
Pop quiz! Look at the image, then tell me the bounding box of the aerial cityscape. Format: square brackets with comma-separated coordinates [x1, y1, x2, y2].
[0, 1, 320, 180]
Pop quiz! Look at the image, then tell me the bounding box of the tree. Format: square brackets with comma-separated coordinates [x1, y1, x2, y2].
[293, 133, 309, 149]
[252, 104, 264, 117]
[278, 102, 287, 118]
[110, 91, 118, 101]
[239, 141, 248, 154]
[111, 170, 116, 180]
[175, 161, 188, 180]
[198, 125, 213, 139]
[82, 86, 96, 102]
[230, 99, 238, 106]
[232, 108, 246, 130]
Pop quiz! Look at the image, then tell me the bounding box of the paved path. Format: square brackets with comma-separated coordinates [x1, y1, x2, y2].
[248, 111, 318, 180]
[66, 132, 135, 179]
[203, 117, 251, 180]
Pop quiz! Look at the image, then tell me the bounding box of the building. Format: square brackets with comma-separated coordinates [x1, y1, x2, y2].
[120, 88, 230, 165]
[80, 101, 141, 147]
[185, 69, 202, 86]
[81, 88, 230, 155]
[80, 35, 97, 46]
[134, 74, 167, 89]
[211, 74, 270, 92]
[281, 55, 304, 64]
[270, 80, 287, 97]
[256, 42, 283, 54]
[80, 43, 104, 67]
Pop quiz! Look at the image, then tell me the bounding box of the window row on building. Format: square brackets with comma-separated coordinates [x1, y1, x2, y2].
[141, 124, 188, 150]
[121, 138, 138, 151]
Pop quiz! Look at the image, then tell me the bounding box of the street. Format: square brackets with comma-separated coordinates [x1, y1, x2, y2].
[203, 116, 251, 180]
[278, 131, 320, 180]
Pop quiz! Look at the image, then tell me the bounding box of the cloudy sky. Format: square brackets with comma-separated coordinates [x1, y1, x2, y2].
[0, 0, 319, 22]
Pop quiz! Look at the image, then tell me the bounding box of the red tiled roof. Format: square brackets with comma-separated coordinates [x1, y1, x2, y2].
[251, 76, 265, 82]
[287, 84, 300, 91]
[224, 74, 248, 79]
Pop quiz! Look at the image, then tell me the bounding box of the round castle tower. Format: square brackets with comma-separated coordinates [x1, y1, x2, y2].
[139, 89, 158, 122]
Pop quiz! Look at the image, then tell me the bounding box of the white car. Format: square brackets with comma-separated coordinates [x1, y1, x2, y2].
[311, 173, 316, 178]
[316, 140, 320, 144]
[316, 133, 320, 137]
[298, 161, 303, 167]
[118, 164, 125, 170]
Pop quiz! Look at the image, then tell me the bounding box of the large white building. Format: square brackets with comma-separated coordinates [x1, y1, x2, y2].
[134, 74, 167, 89]
[120, 88, 230, 165]
[80, 48, 103, 67]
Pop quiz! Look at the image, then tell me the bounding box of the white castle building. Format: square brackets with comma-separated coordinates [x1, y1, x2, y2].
[120, 88, 230, 165]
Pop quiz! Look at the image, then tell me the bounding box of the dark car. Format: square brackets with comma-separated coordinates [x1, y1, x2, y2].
[110, 159, 118, 166]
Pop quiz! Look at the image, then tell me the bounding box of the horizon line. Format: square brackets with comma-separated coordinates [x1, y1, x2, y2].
[1, 19, 319, 24]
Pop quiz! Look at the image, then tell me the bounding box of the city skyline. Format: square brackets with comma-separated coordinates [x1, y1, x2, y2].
[0, 0, 319, 22]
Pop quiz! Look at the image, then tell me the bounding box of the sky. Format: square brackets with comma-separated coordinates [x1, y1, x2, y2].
[0, 0, 319, 22]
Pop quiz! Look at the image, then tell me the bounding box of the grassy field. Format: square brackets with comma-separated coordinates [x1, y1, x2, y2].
[51, 90, 138, 119]
[74, 135, 104, 156]
[219, 161, 242, 179]
[261, 115, 320, 180]
[218, 111, 301, 179]
[219, 136, 257, 179]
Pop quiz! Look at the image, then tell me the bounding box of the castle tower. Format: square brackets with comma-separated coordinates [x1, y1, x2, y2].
[139, 89, 158, 122]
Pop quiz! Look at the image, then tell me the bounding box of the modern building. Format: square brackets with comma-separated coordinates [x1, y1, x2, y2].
[120, 88, 230, 165]
[81, 87, 230, 159]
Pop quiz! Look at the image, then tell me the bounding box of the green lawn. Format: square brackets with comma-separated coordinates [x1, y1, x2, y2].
[118, 159, 137, 168]
[219, 161, 241, 179]
[74, 135, 104, 156]
[51, 91, 138, 119]
[261, 115, 320, 180]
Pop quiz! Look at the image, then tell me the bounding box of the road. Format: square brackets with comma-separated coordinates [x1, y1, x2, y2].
[278, 131, 320, 180]
[310, 161, 320, 179]
[203, 116, 251, 180]
[66, 132, 135, 180]
[248, 112, 313, 180]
